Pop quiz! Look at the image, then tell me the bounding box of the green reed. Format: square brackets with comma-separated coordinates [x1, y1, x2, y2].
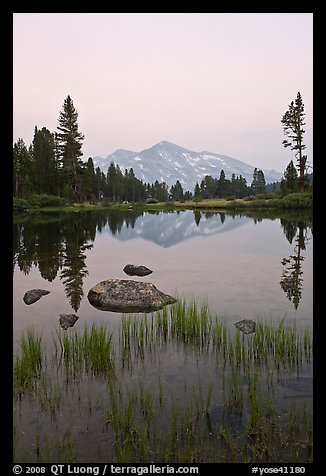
[54, 323, 115, 377]
[14, 303, 313, 463]
[120, 302, 312, 374]
[14, 327, 43, 396]
[38, 374, 62, 418]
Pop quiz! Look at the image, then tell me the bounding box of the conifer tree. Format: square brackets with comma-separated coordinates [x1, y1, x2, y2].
[83, 157, 96, 202]
[194, 182, 201, 202]
[170, 180, 184, 201]
[32, 126, 58, 195]
[13, 138, 32, 198]
[257, 169, 266, 193]
[217, 170, 226, 197]
[281, 160, 298, 195]
[251, 168, 265, 194]
[281, 92, 307, 192]
[57, 95, 85, 201]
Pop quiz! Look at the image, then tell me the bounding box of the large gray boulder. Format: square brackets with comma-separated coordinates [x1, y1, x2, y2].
[23, 289, 50, 305]
[123, 264, 153, 277]
[87, 279, 176, 313]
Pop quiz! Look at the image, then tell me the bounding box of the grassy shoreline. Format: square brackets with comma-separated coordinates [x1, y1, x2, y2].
[14, 192, 312, 214]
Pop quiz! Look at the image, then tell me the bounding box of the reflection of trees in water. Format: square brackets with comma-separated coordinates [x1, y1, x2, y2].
[194, 210, 201, 226]
[280, 219, 312, 310]
[193, 210, 226, 226]
[13, 209, 312, 312]
[59, 214, 94, 311]
[15, 223, 37, 275]
[107, 211, 142, 235]
[13, 210, 144, 311]
[36, 222, 64, 281]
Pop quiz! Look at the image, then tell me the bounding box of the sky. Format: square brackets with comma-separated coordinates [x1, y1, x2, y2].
[13, 13, 313, 173]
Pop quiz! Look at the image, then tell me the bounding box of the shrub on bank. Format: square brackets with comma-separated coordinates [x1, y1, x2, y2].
[281, 192, 312, 209]
[146, 198, 159, 204]
[29, 194, 67, 208]
[13, 197, 29, 212]
[256, 192, 280, 200]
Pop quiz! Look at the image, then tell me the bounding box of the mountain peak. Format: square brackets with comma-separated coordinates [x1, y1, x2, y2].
[92, 141, 282, 190]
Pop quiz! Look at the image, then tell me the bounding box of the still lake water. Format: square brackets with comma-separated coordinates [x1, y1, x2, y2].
[13, 209, 313, 341]
[13, 209, 313, 462]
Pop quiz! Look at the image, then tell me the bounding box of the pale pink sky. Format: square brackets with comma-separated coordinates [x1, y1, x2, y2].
[13, 13, 313, 172]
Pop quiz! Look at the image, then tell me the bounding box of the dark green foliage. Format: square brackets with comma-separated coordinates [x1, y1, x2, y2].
[280, 160, 298, 195]
[83, 157, 97, 202]
[149, 180, 169, 202]
[251, 168, 266, 195]
[56, 95, 85, 201]
[194, 182, 201, 202]
[169, 180, 184, 201]
[32, 126, 59, 195]
[200, 171, 249, 199]
[146, 198, 159, 204]
[13, 95, 312, 208]
[200, 175, 217, 198]
[255, 192, 279, 200]
[13, 197, 29, 212]
[106, 162, 124, 201]
[29, 194, 67, 208]
[13, 138, 33, 198]
[280, 222, 308, 310]
[281, 192, 312, 209]
[281, 92, 308, 192]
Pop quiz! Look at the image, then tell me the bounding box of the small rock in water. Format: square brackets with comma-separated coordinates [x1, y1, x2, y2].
[123, 264, 153, 277]
[235, 319, 256, 334]
[23, 289, 50, 305]
[59, 314, 79, 330]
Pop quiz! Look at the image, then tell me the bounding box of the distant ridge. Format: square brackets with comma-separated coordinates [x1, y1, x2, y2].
[92, 140, 283, 191]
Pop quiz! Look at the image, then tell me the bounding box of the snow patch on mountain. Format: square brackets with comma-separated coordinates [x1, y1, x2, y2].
[92, 140, 282, 191]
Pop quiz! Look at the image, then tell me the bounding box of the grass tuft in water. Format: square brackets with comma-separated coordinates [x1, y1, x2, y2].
[14, 328, 43, 397]
[54, 323, 115, 378]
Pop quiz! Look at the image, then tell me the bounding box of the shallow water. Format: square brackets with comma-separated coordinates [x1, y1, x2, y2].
[13, 209, 313, 463]
[13, 209, 313, 341]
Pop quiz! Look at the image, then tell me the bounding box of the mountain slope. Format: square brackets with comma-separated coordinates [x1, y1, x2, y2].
[92, 140, 282, 191]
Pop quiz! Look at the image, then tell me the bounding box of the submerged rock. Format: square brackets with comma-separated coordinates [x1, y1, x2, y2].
[59, 314, 79, 330]
[123, 264, 153, 277]
[23, 289, 50, 305]
[235, 319, 256, 334]
[87, 279, 176, 313]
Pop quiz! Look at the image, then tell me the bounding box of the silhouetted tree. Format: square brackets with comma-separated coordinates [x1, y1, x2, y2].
[251, 168, 266, 195]
[57, 95, 85, 201]
[13, 138, 32, 198]
[31, 126, 59, 195]
[194, 182, 201, 202]
[280, 160, 298, 195]
[170, 180, 184, 201]
[200, 175, 217, 199]
[217, 170, 226, 197]
[280, 223, 309, 310]
[281, 91, 307, 192]
[82, 157, 97, 202]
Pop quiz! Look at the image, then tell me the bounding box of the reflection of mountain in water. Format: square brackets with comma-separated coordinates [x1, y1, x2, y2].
[106, 211, 251, 248]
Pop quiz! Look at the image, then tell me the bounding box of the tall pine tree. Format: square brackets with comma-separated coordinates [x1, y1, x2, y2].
[281, 92, 307, 192]
[32, 126, 58, 195]
[281, 160, 298, 195]
[57, 95, 85, 201]
[13, 138, 32, 198]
